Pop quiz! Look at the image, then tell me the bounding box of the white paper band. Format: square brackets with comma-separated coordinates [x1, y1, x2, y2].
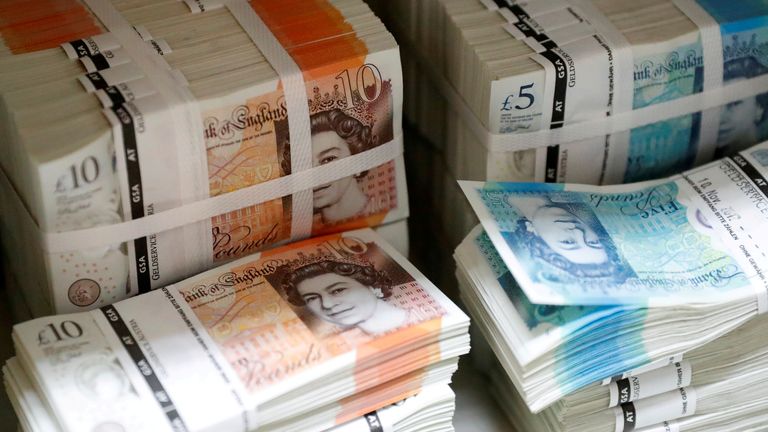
[758, 288, 767, 315]
[226, 0, 315, 242]
[147, 39, 173, 56]
[673, 0, 725, 176]
[94, 78, 156, 108]
[38, 136, 402, 253]
[672, 0, 724, 92]
[77, 62, 144, 92]
[60, 33, 120, 59]
[637, 420, 681, 432]
[602, 354, 685, 386]
[84, 0, 209, 198]
[613, 387, 697, 432]
[486, 0, 563, 16]
[567, 0, 634, 114]
[671, 1, 725, 170]
[79, 48, 131, 72]
[132, 25, 153, 41]
[81, 0, 211, 273]
[91, 288, 256, 431]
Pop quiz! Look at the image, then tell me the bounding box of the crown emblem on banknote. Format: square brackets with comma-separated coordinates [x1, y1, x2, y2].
[308, 85, 376, 127]
[723, 34, 767, 63]
[281, 250, 373, 273]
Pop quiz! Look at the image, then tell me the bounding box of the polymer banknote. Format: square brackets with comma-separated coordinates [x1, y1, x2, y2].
[0, 0, 410, 314]
[461, 139, 768, 306]
[487, 0, 768, 184]
[485, 1, 768, 130]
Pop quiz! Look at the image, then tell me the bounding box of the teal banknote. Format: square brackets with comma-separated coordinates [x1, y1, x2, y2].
[466, 228, 648, 398]
[460, 141, 768, 306]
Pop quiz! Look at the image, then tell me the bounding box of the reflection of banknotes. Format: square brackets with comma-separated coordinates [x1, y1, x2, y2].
[9, 229, 469, 431]
[461, 141, 768, 306]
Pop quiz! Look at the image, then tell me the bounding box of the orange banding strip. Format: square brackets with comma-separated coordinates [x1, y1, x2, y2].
[0, 0, 102, 54]
[248, 0, 368, 80]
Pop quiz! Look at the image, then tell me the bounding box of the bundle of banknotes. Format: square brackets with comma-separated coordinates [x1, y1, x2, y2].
[0, 0, 410, 317]
[455, 140, 768, 429]
[491, 320, 768, 432]
[371, 0, 768, 183]
[489, 314, 768, 431]
[3, 228, 470, 432]
[366, 0, 768, 285]
[5, 356, 458, 432]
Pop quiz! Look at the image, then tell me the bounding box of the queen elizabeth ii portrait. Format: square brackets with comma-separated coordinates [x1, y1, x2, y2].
[276, 109, 381, 226]
[275, 254, 409, 336]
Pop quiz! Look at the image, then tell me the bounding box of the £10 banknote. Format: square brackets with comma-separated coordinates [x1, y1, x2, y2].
[11, 229, 468, 431]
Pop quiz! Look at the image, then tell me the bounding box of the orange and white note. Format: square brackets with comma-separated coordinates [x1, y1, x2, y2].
[10, 229, 469, 431]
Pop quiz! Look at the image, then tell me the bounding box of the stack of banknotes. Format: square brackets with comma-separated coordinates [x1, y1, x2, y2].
[489, 314, 768, 431]
[373, 0, 768, 182]
[455, 140, 768, 429]
[0, 0, 410, 317]
[3, 228, 470, 432]
[366, 0, 768, 259]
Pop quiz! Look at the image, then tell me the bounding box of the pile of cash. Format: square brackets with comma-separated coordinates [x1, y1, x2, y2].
[5, 0, 768, 431]
[0, 1, 480, 430]
[3, 229, 470, 431]
[489, 316, 768, 431]
[367, 0, 768, 261]
[488, 316, 768, 432]
[0, 0, 105, 55]
[374, 0, 768, 182]
[0, 0, 409, 317]
[5, 357, 458, 432]
[455, 141, 768, 430]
